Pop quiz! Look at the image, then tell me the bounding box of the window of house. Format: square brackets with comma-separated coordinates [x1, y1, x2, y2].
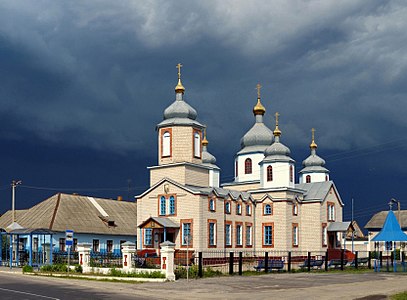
[225, 223, 232, 246]
[208, 221, 216, 247]
[322, 224, 327, 247]
[267, 165, 273, 181]
[107, 240, 113, 253]
[162, 131, 171, 157]
[306, 175, 311, 183]
[236, 203, 242, 215]
[263, 225, 273, 246]
[59, 238, 66, 252]
[144, 229, 152, 246]
[92, 239, 100, 252]
[293, 203, 298, 216]
[209, 199, 215, 211]
[290, 165, 294, 182]
[160, 196, 166, 215]
[194, 131, 201, 158]
[246, 224, 252, 246]
[236, 224, 242, 246]
[182, 222, 192, 246]
[225, 201, 231, 214]
[293, 224, 299, 247]
[264, 203, 272, 215]
[245, 158, 252, 174]
[169, 196, 175, 215]
[246, 204, 251, 216]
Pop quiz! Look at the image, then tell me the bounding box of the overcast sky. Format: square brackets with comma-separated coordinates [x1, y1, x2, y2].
[1, 0, 406, 228]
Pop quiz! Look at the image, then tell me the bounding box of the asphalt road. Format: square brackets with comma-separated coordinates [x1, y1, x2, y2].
[0, 270, 406, 299]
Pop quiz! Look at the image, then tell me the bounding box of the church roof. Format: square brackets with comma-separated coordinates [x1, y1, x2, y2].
[296, 181, 344, 205]
[371, 210, 407, 242]
[239, 119, 274, 153]
[0, 193, 138, 236]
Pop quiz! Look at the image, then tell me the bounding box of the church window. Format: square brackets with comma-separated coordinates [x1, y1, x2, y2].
[236, 223, 243, 246]
[225, 201, 231, 214]
[162, 131, 171, 157]
[144, 228, 152, 246]
[194, 131, 201, 158]
[327, 203, 335, 221]
[235, 160, 238, 177]
[160, 196, 166, 215]
[225, 223, 232, 246]
[181, 221, 192, 246]
[322, 224, 327, 247]
[325, 175, 328, 181]
[290, 165, 294, 182]
[263, 223, 274, 246]
[209, 198, 215, 211]
[245, 224, 252, 246]
[263, 203, 272, 215]
[246, 204, 252, 216]
[267, 166, 273, 181]
[208, 220, 216, 247]
[236, 203, 242, 215]
[169, 196, 175, 215]
[293, 203, 298, 216]
[306, 175, 311, 183]
[292, 224, 299, 247]
[245, 158, 252, 174]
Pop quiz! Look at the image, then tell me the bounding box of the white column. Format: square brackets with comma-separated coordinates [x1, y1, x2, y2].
[121, 241, 136, 271]
[78, 243, 92, 268]
[160, 241, 176, 281]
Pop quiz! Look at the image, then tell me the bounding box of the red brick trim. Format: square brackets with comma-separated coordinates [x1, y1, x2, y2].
[262, 222, 274, 248]
[180, 219, 193, 248]
[207, 219, 217, 248]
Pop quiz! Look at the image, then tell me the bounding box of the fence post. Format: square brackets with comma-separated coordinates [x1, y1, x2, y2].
[238, 252, 243, 276]
[354, 251, 358, 269]
[229, 252, 234, 275]
[340, 249, 344, 271]
[325, 250, 328, 271]
[264, 252, 269, 273]
[122, 241, 136, 271]
[288, 252, 291, 272]
[368, 251, 372, 269]
[198, 252, 203, 278]
[160, 241, 176, 281]
[307, 252, 311, 272]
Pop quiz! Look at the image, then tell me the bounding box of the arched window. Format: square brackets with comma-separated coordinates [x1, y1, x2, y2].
[306, 175, 311, 183]
[225, 202, 231, 214]
[169, 196, 175, 215]
[194, 131, 201, 158]
[267, 166, 273, 181]
[325, 175, 328, 181]
[245, 158, 252, 174]
[235, 160, 238, 177]
[162, 131, 171, 157]
[264, 204, 272, 215]
[290, 165, 294, 182]
[160, 196, 166, 215]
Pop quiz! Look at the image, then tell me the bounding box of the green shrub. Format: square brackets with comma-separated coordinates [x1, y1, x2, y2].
[22, 265, 33, 273]
[40, 264, 68, 273]
[75, 265, 83, 273]
[107, 268, 165, 278]
[174, 265, 199, 279]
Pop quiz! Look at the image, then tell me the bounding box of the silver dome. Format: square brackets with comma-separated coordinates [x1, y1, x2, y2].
[240, 115, 273, 150]
[163, 97, 197, 120]
[202, 145, 217, 165]
[262, 136, 294, 163]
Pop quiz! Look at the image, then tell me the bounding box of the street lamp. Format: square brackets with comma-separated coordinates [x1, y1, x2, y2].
[11, 180, 22, 224]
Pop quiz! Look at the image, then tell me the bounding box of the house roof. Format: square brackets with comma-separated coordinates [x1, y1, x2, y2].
[365, 210, 407, 230]
[0, 193, 137, 236]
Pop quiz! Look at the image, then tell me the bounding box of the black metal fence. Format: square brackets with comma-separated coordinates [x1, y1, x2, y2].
[188, 250, 407, 277]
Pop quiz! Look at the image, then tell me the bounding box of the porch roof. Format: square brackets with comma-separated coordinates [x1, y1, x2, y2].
[138, 217, 179, 229]
[327, 221, 353, 232]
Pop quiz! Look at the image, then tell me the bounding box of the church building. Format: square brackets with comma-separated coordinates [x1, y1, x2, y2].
[136, 64, 345, 253]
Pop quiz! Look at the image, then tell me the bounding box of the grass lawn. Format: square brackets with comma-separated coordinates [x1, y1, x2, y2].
[391, 291, 407, 300]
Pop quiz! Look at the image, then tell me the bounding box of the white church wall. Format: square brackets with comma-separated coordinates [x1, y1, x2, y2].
[235, 153, 264, 182]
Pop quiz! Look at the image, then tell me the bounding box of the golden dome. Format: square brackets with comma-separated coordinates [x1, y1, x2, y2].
[175, 63, 185, 93]
[253, 98, 266, 115]
[273, 112, 282, 137]
[202, 128, 209, 146]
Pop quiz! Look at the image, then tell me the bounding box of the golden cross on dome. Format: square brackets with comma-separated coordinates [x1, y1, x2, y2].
[275, 112, 280, 126]
[311, 128, 315, 142]
[176, 63, 183, 79]
[256, 83, 262, 98]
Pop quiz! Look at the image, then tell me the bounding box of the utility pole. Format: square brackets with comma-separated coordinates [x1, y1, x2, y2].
[351, 198, 354, 253]
[11, 180, 22, 224]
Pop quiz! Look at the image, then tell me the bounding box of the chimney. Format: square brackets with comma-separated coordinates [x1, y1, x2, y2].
[117, 196, 123, 201]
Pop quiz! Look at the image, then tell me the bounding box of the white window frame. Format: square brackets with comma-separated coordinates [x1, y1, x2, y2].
[194, 132, 201, 158]
[264, 204, 272, 215]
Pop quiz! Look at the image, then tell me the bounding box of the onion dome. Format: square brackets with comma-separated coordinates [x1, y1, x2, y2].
[238, 84, 273, 154]
[300, 128, 329, 173]
[263, 112, 294, 162]
[158, 63, 203, 129]
[202, 130, 217, 166]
